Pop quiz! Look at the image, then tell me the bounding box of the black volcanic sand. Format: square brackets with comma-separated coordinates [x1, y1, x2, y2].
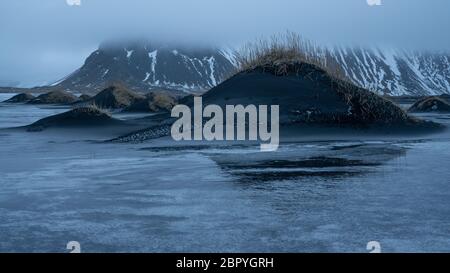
[86, 85, 145, 109]
[18, 106, 154, 137]
[117, 62, 443, 143]
[23, 62, 443, 142]
[408, 96, 450, 113]
[28, 90, 79, 105]
[198, 63, 433, 128]
[3, 93, 35, 103]
[26, 107, 120, 132]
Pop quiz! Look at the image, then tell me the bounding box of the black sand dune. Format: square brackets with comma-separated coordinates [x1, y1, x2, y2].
[114, 62, 443, 143]
[3, 93, 35, 103]
[26, 106, 122, 132]
[85, 84, 145, 109]
[28, 90, 79, 105]
[186, 62, 438, 129]
[409, 96, 450, 113]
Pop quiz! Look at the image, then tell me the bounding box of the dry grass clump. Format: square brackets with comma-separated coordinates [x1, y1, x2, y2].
[90, 82, 145, 109]
[235, 31, 347, 81]
[148, 92, 177, 111]
[333, 80, 411, 124]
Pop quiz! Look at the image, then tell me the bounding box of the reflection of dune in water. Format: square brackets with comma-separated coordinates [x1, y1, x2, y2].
[210, 143, 407, 182]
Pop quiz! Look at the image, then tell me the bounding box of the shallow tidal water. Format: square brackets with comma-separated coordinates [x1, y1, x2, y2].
[0, 93, 450, 253]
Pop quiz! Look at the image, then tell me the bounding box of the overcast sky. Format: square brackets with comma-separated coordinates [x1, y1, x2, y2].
[1, 0, 449, 87]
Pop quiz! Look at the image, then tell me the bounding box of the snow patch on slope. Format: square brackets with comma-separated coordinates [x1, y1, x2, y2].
[102, 69, 109, 78]
[148, 50, 158, 82]
[125, 49, 134, 59]
[143, 72, 150, 82]
[206, 56, 217, 86]
[330, 47, 450, 96]
[220, 48, 238, 67]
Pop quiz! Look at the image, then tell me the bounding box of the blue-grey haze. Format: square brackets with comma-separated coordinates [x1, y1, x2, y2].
[1, 0, 449, 87]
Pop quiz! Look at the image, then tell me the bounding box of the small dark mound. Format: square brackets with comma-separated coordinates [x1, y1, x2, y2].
[78, 94, 92, 101]
[28, 90, 79, 105]
[27, 106, 120, 131]
[87, 84, 145, 109]
[123, 92, 177, 113]
[3, 93, 35, 103]
[408, 96, 450, 113]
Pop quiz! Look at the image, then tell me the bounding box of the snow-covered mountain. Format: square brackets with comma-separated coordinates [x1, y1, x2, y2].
[50, 41, 450, 96]
[328, 47, 450, 96]
[52, 42, 236, 93]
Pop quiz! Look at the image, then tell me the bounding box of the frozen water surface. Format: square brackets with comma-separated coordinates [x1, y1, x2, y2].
[0, 93, 450, 252]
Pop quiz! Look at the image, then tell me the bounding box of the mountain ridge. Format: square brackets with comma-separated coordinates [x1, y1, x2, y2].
[328, 47, 450, 96]
[1, 43, 450, 97]
[50, 42, 236, 94]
